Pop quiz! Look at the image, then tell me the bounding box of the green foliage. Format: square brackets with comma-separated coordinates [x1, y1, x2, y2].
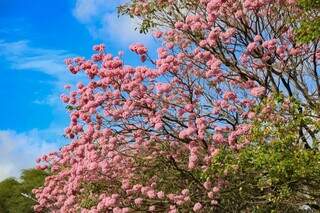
[296, 0, 320, 43]
[79, 182, 108, 209]
[299, 0, 320, 10]
[0, 169, 47, 213]
[206, 141, 320, 212]
[204, 95, 320, 212]
[66, 105, 80, 111]
[138, 19, 156, 34]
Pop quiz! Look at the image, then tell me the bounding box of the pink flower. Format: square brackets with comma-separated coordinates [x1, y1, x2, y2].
[250, 86, 265, 97]
[65, 195, 75, 206]
[223, 91, 237, 100]
[188, 160, 196, 170]
[247, 112, 256, 119]
[262, 39, 277, 50]
[60, 95, 70, 103]
[179, 127, 196, 139]
[147, 190, 156, 199]
[254, 35, 263, 42]
[175, 21, 184, 29]
[156, 83, 171, 93]
[208, 191, 214, 199]
[153, 31, 163, 38]
[93, 44, 105, 52]
[181, 189, 189, 195]
[211, 200, 218, 205]
[184, 104, 194, 112]
[134, 198, 143, 205]
[157, 191, 165, 199]
[247, 42, 257, 53]
[221, 28, 236, 42]
[212, 186, 220, 193]
[155, 122, 164, 130]
[212, 133, 224, 144]
[64, 84, 71, 90]
[166, 42, 174, 49]
[104, 197, 116, 207]
[203, 180, 212, 190]
[289, 47, 302, 56]
[122, 207, 131, 213]
[193, 202, 202, 212]
[149, 205, 156, 211]
[129, 43, 147, 55]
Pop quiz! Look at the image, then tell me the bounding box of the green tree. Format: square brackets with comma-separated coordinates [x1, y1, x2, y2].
[0, 169, 47, 213]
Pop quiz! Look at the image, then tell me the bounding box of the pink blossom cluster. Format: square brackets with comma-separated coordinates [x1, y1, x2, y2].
[129, 43, 148, 62]
[34, 41, 256, 211]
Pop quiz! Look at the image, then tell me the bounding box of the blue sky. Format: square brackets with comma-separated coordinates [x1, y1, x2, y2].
[0, 0, 155, 180]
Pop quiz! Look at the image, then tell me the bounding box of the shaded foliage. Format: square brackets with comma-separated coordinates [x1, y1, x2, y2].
[0, 169, 47, 213]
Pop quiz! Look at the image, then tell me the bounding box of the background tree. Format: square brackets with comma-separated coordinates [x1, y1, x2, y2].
[0, 169, 47, 213]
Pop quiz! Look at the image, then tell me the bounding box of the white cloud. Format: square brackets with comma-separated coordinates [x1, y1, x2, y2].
[0, 40, 73, 82]
[73, 0, 113, 23]
[98, 12, 151, 45]
[0, 39, 81, 112]
[0, 129, 62, 181]
[72, 0, 152, 47]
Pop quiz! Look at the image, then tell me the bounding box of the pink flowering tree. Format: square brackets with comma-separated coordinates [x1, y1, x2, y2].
[33, 0, 320, 212]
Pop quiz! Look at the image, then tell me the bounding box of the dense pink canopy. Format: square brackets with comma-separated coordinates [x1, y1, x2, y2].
[33, 0, 319, 212]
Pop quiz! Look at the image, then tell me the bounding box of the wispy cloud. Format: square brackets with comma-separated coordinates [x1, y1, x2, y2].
[0, 39, 80, 112]
[0, 40, 73, 82]
[72, 0, 152, 47]
[0, 129, 63, 180]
